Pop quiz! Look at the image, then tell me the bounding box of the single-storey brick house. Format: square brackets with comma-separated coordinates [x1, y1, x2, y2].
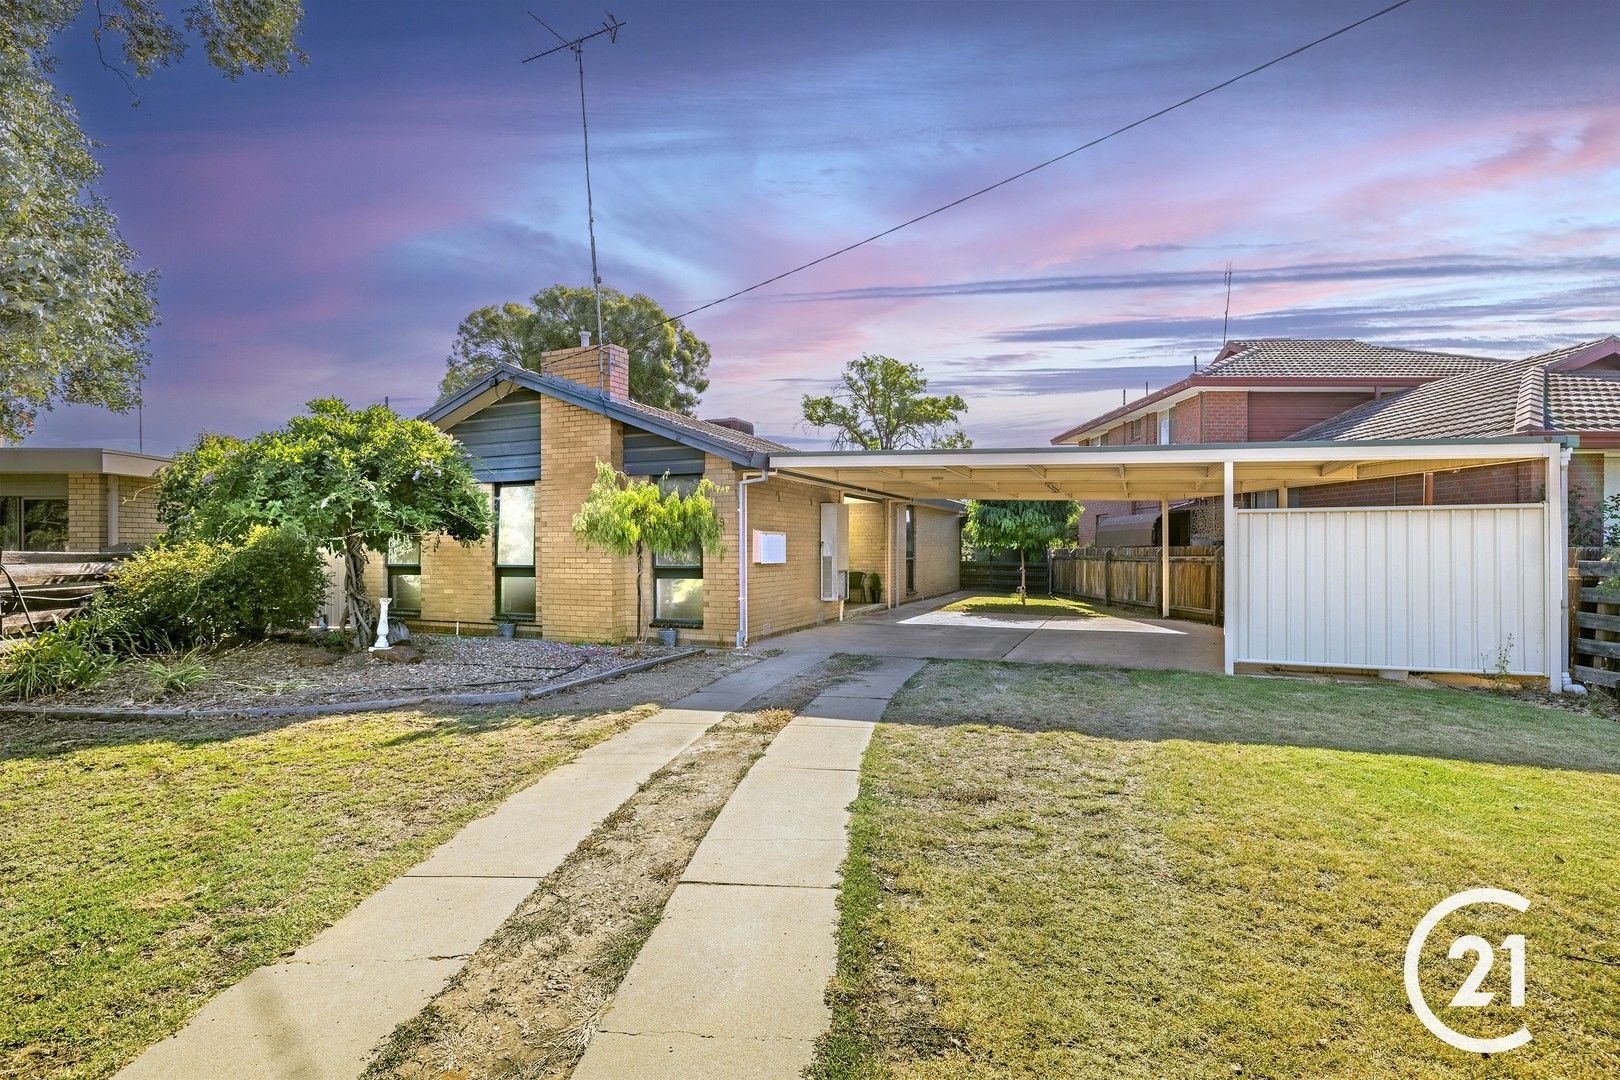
[1051, 336, 1620, 545]
[0, 447, 169, 553]
[374, 344, 961, 646]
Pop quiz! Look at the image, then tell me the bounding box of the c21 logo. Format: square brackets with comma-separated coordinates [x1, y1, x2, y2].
[1404, 888, 1531, 1054]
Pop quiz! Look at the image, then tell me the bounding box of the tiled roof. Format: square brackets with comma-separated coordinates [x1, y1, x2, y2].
[1050, 338, 1506, 443]
[1207, 339, 1502, 378]
[612, 396, 795, 455]
[1292, 337, 1620, 440]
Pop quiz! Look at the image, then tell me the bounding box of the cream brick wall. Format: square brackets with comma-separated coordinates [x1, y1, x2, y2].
[912, 504, 962, 599]
[538, 397, 630, 642]
[743, 474, 841, 642]
[66, 473, 106, 550]
[115, 479, 163, 546]
[847, 500, 887, 598]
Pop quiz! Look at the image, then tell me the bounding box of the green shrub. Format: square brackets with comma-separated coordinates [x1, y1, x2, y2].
[0, 526, 326, 701]
[0, 620, 121, 699]
[146, 649, 211, 694]
[94, 524, 327, 652]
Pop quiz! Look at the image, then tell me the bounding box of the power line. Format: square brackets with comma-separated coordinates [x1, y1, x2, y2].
[641, 0, 1416, 334]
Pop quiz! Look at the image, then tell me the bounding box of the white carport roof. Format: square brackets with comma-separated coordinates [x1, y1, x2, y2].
[764, 437, 1572, 502]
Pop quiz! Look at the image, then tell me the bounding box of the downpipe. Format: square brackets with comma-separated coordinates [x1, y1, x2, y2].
[736, 471, 772, 648]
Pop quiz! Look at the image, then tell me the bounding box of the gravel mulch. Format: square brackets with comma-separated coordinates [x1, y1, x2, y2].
[30, 634, 683, 711]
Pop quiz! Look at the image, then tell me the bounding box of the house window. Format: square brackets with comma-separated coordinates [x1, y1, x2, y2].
[653, 476, 704, 626]
[494, 483, 536, 620]
[1158, 410, 1172, 444]
[905, 506, 917, 594]
[386, 537, 422, 614]
[0, 497, 68, 551]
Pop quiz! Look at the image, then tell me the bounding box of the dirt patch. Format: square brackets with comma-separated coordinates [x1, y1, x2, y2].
[28, 635, 685, 712]
[364, 654, 874, 1080]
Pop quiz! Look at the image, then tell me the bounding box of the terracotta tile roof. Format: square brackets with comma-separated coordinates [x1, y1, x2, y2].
[1292, 337, 1620, 440]
[1207, 339, 1502, 378]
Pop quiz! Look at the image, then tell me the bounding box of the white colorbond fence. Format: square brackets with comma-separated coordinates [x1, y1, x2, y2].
[1230, 505, 1548, 676]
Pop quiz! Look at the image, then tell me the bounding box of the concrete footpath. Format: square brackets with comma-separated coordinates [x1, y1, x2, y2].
[117, 650, 830, 1080]
[573, 656, 925, 1080]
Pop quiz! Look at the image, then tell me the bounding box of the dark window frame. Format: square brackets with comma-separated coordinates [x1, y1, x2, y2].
[385, 537, 422, 615]
[1, 495, 68, 552]
[493, 483, 537, 621]
[651, 474, 705, 628]
[905, 505, 917, 595]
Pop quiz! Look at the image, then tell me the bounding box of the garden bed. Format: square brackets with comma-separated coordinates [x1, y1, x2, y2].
[23, 634, 682, 712]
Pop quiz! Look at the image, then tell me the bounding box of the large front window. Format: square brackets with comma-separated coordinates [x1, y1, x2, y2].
[0, 497, 68, 552]
[653, 476, 704, 626]
[386, 537, 422, 614]
[905, 506, 917, 594]
[494, 484, 536, 620]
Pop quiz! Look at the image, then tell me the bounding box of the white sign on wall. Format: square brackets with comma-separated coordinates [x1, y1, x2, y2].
[752, 530, 787, 564]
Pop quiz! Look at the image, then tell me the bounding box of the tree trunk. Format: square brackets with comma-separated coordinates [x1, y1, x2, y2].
[634, 540, 645, 656]
[1019, 549, 1027, 604]
[343, 535, 375, 649]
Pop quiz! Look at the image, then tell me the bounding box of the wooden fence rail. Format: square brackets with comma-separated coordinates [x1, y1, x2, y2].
[1050, 546, 1223, 624]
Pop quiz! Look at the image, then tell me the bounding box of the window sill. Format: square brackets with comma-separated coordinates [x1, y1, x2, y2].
[650, 620, 703, 630]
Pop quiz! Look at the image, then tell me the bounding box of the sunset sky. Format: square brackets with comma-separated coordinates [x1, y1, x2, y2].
[36, 0, 1620, 452]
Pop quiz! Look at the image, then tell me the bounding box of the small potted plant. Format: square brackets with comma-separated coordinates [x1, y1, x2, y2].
[865, 572, 882, 605]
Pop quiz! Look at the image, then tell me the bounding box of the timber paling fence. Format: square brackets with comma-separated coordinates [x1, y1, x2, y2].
[1050, 546, 1224, 624]
[960, 558, 1050, 594]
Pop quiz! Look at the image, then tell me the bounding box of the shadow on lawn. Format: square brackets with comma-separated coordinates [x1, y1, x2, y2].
[881, 659, 1620, 776]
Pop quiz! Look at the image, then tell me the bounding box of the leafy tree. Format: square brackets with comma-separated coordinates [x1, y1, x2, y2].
[571, 462, 725, 647]
[3, 2, 307, 442]
[157, 399, 489, 646]
[801, 354, 971, 449]
[441, 285, 712, 414]
[962, 500, 1080, 603]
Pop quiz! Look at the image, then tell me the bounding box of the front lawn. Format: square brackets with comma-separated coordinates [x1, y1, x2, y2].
[0, 697, 653, 1079]
[939, 594, 1102, 618]
[815, 661, 1620, 1079]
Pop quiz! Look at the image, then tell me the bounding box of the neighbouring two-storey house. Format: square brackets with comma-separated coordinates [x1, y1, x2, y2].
[1050, 336, 1620, 545]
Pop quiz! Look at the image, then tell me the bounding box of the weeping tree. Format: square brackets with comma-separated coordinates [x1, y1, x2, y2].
[571, 462, 725, 646]
[962, 499, 1081, 603]
[157, 399, 490, 646]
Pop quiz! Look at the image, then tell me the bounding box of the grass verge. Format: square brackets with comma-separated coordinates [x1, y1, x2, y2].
[0, 652, 745, 1080]
[812, 660, 1620, 1079]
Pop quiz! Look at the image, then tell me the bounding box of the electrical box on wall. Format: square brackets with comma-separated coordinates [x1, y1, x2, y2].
[752, 530, 787, 564]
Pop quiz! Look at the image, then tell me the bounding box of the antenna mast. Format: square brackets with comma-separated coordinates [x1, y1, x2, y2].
[1221, 261, 1233, 345]
[524, 11, 625, 395]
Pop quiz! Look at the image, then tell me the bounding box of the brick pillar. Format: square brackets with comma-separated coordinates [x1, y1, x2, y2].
[702, 454, 741, 647]
[539, 344, 630, 400]
[66, 473, 107, 550]
[539, 396, 628, 641]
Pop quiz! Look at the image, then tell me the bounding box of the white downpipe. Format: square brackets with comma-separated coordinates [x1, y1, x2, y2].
[736, 471, 771, 648]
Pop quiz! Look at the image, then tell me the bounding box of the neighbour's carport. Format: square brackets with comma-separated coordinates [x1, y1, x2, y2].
[767, 438, 1575, 690]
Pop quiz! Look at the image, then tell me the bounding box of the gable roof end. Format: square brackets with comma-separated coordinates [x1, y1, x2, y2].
[418, 363, 787, 469]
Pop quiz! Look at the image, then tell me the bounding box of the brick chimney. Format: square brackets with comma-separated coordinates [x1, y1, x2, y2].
[538, 343, 630, 399]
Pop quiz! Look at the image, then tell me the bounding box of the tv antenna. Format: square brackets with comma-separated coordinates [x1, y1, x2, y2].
[1221, 261, 1233, 345]
[523, 11, 626, 395]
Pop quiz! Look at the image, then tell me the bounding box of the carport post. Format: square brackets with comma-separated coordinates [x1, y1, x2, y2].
[1160, 497, 1170, 618]
[1546, 445, 1568, 694]
[1222, 460, 1236, 675]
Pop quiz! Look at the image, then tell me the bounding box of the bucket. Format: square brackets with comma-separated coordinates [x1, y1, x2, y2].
[657, 627, 677, 647]
[497, 621, 516, 640]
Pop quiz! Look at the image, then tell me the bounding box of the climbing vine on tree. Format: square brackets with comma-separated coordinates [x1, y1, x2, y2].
[157, 399, 490, 646]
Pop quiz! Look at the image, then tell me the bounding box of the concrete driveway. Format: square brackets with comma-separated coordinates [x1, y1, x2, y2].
[770, 592, 1223, 673]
